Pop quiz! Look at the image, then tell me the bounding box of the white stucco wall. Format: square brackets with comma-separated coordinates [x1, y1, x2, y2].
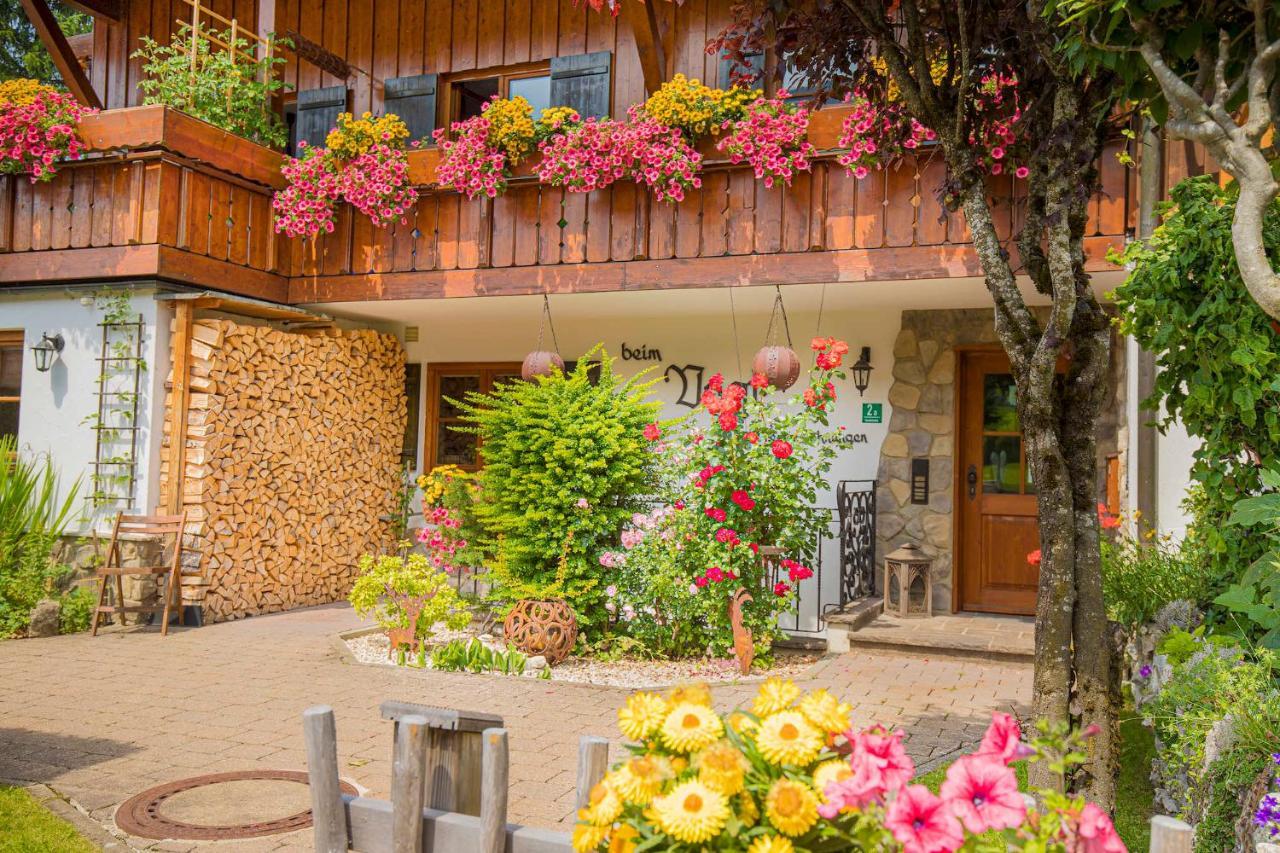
[0, 288, 167, 534]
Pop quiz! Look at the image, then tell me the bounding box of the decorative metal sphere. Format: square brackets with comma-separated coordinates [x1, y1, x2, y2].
[503, 599, 578, 665]
[751, 345, 802, 391]
[521, 350, 565, 381]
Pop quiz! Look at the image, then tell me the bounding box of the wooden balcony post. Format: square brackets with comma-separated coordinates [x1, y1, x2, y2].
[17, 0, 103, 109]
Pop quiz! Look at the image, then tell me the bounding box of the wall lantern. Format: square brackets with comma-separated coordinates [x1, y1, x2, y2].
[851, 346, 873, 396]
[522, 295, 565, 381]
[30, 332, 64, 373]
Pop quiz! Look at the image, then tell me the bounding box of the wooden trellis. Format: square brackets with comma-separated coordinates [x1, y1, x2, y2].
[176, 0, 276, 110]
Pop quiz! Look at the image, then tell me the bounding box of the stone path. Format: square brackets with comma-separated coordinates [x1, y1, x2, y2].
[0, 604, 1032, 851]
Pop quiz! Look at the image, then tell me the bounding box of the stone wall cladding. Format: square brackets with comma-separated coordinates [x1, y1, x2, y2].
[876, 308, 1123, 614]
[55, 534, 167, 624]
[876, 309, 999, 613]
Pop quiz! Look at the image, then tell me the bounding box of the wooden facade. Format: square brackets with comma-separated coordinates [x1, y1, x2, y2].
[0, 0, 1183, 305]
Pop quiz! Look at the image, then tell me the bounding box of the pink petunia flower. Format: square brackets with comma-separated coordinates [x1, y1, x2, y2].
[884, 784, 964, 853]
[939, 755, 1026, 834]
[1073, 803, 1128, 852]
[976, 712, 1031, 765]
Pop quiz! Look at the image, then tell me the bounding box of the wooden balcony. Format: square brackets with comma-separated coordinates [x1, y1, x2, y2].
[0, 105, 1135, 305]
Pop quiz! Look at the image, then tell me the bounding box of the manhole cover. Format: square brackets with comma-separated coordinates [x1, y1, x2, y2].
[115, 770, 358, 841]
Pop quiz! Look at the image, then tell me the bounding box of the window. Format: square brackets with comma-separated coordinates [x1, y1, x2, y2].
[448, 65, 552, 123]
[424, 363, 521, 471]
[0, 331, 22, 443]
[402, 363, 422, 468]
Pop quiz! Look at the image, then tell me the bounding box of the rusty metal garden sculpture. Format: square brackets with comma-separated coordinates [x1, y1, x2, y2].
[384, 586, 427, 660]
[503, 599, 578, 665]
[730, 588, 754, 675]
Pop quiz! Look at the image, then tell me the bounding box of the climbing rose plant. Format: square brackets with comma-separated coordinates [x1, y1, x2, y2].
[273, 111, 418, 239]
[573, 680, 1126, 853]
[0, 79, 94, 183]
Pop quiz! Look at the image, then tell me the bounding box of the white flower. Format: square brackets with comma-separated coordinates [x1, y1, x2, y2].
[576, 498, 590, 510]
[689, 584, 699, 595]
[605, 601, 616, 613]
[622, 605, 636, 622]
[606, 584, 618, 597]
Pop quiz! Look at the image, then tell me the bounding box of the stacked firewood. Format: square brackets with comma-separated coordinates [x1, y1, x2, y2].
[161, 318, 407, 622]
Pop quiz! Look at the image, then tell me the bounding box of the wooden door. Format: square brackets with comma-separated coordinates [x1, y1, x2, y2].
[956, 350, 1040, 615]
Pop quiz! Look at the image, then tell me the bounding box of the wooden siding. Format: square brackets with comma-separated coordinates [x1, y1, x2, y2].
[89, 0, 732, 114]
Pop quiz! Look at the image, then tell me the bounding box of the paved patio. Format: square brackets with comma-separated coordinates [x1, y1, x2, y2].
[0, 604, 1032, 851]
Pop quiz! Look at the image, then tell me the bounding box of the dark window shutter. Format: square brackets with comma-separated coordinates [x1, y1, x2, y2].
[718, 49, 765, 89]
[293, 86, 348, 151]
[550, 51, 612, 119]
[384, 74, 438, 143]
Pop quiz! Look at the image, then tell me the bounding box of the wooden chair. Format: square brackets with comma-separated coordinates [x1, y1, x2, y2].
[91, 512, 187, 637]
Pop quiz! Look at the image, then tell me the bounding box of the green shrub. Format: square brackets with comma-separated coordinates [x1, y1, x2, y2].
[347, 553, 471, 637]
[1195, 748, 1272, 853]
[453, 350, 661, 629]
[57, 585, 96, 634]
[1216, 466, 1280, 648]
[0, 436, 81, 637]
[1102, 522, 1212, 629]
[430, 638, 527, 675]
[1112, 176, 1280, 611]
[132, 23, 291, 148]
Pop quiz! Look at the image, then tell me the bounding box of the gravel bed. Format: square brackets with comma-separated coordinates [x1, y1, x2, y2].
[344, 630, 821, 688]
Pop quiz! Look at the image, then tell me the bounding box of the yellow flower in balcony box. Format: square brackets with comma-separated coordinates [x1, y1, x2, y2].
[666, 682, 712, 707]
[617, 691, 668, 741]
[753, 677, 801, 717]
[651, 779, 730, 844]
[661, 702, 723, 753]
[0, 78, 53, 107]
[607, 824, 639, 853]
[747, 835, 795, 853]
[609, 755, 672, 805]
[579, 780, 623, 826]
[694, 739, 749, 795]
[764, 778, 819, 837]
[735, 790, 760, 827]
[756, 711, 823, 767]
[571, 822, 610, 852]
[812, 759, 853, 801]
[798, 689, 853, 735]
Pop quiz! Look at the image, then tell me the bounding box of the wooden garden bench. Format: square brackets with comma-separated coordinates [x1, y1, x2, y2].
[90, 512, 187, 637]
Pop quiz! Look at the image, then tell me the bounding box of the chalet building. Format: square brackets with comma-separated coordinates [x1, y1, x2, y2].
[0, 0, 1202, 633]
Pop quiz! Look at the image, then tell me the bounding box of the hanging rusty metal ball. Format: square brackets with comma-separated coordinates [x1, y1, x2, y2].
[521, 350, 565, 381]
[751, 345, 802, 391]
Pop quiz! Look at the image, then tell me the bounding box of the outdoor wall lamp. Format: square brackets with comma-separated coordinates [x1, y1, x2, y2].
[851, 346, 873, 396]
[31, 332, 64, 373]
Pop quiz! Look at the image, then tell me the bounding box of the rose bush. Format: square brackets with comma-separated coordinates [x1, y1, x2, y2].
[573, 678, 1126, 853]
[599, 339, 847, 660]
[273, 111, 417, 239]
[0, 79, 94, 183]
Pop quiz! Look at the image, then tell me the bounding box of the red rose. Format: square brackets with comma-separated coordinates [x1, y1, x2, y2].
[771, 439, 793, 459]
[707, 373, 724, 393]
[642, 422, 661, 441]
[731, 490, 756, 511]
[803, 388, 818, 407]
[748, 542, 759, 554]
[1026, 549, 1042, 567]
[744, 431, 759, 444]
[788, 563, 813, 581]
[705, 507, 727, 523]
[706, 566, 725, 583]
[809, 336, 827, 351]
[674, 500, 685, 510]
[695, 575, 709, 588]
[773, 581, 791, 597]
[719, 412, 738, 431]
[750, 372, 769, 389]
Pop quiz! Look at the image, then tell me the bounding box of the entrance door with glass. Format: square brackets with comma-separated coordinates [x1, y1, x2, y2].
[956, 349, 1040, 615]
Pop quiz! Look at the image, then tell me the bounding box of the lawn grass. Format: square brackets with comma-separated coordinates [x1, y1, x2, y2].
[0, 785, 98, 853]
[913, 713, 1155, 851]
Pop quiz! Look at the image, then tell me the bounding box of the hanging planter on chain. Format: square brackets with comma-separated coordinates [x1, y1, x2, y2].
[522, 294, 566, 381]
[752, 286, 801, 391]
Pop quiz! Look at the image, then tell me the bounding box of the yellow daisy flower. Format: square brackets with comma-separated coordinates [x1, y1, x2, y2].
[736, 790, 760, 827]
[812, 759, 854, 801]
[579, 780, 623, 826]
[755, 711, 823, 767]
[798, 689, 853, 735]
[666, 683, 713, 707]
[747, 836, 796, 853]
[753, 677, 801, 717]
[651, 779, 730, 844]
[661, 702, 724, 753]
[728, 710, 759, 736]
[695, 740, 750, 795]
[607, 824, 639, 853]
[618, 691, 668, 741]
[572, 822, 610, 852]
[608, 755, 672, 805]
[764, 778, 820, 837]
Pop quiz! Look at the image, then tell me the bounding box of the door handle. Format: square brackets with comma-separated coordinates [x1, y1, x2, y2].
[967, 464, 978, 499]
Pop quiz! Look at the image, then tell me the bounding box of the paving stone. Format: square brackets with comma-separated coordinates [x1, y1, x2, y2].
[0, 603, 1030, 850]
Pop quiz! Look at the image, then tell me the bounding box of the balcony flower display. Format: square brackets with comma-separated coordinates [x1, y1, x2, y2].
[575, 681, 1125, 853]
[273, 111, 418, 239]
[434, 96, 582, 199]
[598, 339, 847, 662]
[716, 92, 817, 188]
[0, 79, 94, 183]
